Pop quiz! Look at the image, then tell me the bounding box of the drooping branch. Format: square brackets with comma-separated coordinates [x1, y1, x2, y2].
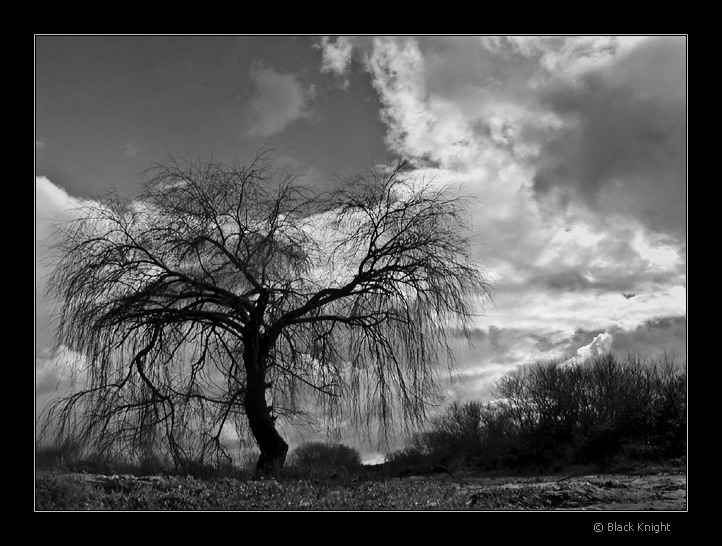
[40, 153, 491, 469]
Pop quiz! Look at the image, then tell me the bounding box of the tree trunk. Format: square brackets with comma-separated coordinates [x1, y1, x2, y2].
[243, 332, 288, 474]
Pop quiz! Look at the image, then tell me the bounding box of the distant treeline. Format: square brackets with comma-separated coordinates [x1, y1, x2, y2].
[386, 353, 686, 472]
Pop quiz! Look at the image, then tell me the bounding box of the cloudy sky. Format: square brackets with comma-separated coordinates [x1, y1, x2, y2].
[35, 35, 686, 421]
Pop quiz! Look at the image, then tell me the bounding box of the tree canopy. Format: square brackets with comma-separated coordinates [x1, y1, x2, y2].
[40, 153, 491, 472]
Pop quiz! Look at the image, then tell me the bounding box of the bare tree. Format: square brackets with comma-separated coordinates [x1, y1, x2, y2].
[40, 152, 490, 474]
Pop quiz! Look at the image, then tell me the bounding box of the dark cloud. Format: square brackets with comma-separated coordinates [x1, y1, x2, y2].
[446, 312, 686, 402]
[559, 316, 686, 362]
[527, 260, 681, 296]
[533, 37, 686, 240]
[610, 315, 687, 361]
[533, 268, 632, 293]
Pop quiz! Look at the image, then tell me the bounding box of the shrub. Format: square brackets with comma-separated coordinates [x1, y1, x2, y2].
[394, 353, 686, 472]
[384, 437, 436, 473]
[286, 442, 362, 476]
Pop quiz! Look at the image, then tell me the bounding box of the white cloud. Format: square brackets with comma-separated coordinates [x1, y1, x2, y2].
[358, 36, 686, 239]
[36, 345, 87, 394]
[365, 38, 436, 159]
[36, 177, 95, 412]
[244, 65, 314, 138]
[574, 331, 613, 360]
[36, 175, 74, 211]
[35, 344, 90, 420]
[318, 36, 354, 88]
[339, 36, 686, 399]
[36, 176, 82, 245]
[498, 36, 621, 79]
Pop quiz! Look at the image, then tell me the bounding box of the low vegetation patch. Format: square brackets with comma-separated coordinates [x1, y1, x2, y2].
[284, 442, 363, 479]
[36, 353, 686, 510]
[386, 353, 686, 474]
[35, 462, 686, 511]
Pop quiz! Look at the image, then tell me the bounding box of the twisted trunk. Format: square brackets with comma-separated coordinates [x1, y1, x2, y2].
[243, 330, 288, 474]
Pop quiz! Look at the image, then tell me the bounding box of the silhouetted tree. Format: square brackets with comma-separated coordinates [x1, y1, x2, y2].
[40, 152, 490, 473]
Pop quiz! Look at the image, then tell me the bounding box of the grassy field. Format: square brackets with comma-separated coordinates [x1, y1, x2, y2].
[35, 462, 686, 511]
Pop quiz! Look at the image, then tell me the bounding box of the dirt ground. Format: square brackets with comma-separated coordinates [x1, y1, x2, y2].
[35, 467, 686, 511]
[434, 470, 687, 511]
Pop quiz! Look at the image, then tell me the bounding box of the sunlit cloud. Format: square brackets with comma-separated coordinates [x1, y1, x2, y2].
[35, 36, 686, 426]
[329, 36, 686, 401]
[317, 36, 354, 88]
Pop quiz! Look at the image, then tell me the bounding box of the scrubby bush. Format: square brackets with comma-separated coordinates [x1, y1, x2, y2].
[35, 437, 244, 479]
[286, 442, 362, 476]
[399, 353, 686, 472]
[384, 432, 441, 474]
